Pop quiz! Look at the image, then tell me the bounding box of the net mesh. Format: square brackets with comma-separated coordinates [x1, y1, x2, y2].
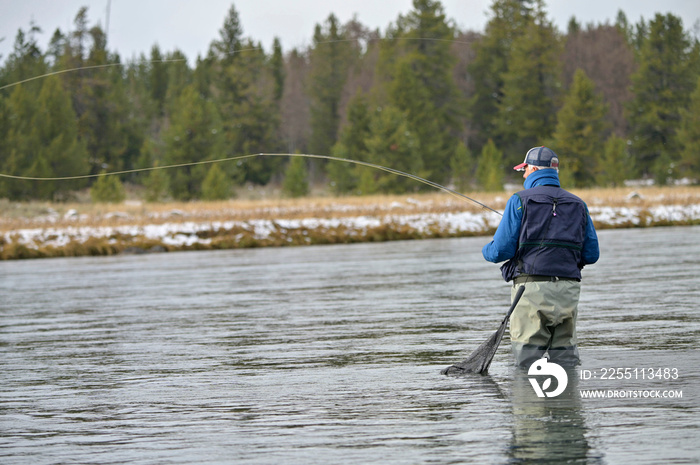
[441, 319, 508, 375]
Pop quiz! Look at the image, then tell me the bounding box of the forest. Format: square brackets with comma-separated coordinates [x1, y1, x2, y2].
[1, 0, 699, 202]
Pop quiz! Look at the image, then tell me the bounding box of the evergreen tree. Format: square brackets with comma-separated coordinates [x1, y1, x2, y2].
[615, 10, 634, 45]
[677, 77, 700, 179]
[271, 37, 285, 102]
[308, 14, 354, 156]
[597, 135, 629, 187]
[476, 139, 504, 191]
[46, 29, 67, 67]
[450, 141, 473, 192]
[78, 24, 134, 174]
[282, 156, 309, 198]
[212, 4, 243, 62]
[388, 55, 445, 184]
[328, 92, 372, 194]
[627, 13, 696, 183]
[144, 162, 170, 202]
[550, 69, 609, 187]
[202, 163, 230, 200]
[211, 5, 281, 185]
[0, 24, 48, 91]
[382, 0, 464, 183]
[163, 50, 192, 110]
[1, 84, 37, 200]
[124, 54, 158, 130]
[0, 25, 52, 200]
[51, 10, 141, 178]
[34, 76, 89, 199]
[91, 172, 126, 203]
[468, 0, 534, 151]
[1, 77, 88, 200]
[164, 84, 225, 200]
[0, 94, 8, 198]
[361, 105, 423, 194]
[495, 0, 562, 165]
[149, 44, 169, 114]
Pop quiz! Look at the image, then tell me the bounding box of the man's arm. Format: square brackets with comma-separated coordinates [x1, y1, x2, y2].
[581, 209, 600, 265]
[482, 194, 523, 263]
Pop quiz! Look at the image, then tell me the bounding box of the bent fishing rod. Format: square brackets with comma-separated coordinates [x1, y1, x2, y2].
[0, 152, 504, 216]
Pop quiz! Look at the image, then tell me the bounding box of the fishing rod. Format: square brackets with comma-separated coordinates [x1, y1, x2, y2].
[0, 152, 504, 216]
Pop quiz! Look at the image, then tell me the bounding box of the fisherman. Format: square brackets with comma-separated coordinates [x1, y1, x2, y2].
[482, 146, 599, 367]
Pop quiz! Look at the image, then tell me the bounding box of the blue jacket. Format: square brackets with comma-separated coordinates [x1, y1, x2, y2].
[482, 169, 599, 275]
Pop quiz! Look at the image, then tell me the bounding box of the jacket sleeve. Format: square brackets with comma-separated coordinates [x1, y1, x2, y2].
[482, 194, 523, 263]
[581, 208, 600, 265]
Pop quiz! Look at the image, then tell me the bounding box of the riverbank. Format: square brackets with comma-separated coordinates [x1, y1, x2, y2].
[2, 186, 699, 260]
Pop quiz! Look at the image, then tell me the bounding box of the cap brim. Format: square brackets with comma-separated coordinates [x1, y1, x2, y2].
[513, 162, 527, 171]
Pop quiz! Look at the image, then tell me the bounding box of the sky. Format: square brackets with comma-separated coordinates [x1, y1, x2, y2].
[1, 0, 699, 65]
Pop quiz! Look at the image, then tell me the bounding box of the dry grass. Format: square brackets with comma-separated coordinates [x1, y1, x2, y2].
[1, 185, 699, 233]
[2, 185, 699, 260]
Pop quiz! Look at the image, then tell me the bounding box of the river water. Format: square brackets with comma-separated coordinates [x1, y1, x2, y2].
[1, 226, 699, 464]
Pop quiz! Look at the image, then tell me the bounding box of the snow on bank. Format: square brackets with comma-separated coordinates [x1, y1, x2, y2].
[588, 204, 700, 226]
[2, 205, 699, 254]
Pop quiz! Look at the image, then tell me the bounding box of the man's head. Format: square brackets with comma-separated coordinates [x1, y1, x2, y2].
[513, 146, 559, 179]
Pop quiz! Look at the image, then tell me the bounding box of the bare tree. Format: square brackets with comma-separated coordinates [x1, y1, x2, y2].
[562, 24, 637, 137]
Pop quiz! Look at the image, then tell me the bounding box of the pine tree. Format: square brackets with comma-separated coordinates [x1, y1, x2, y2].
[91, 172, 126, 203]
[1, 77, 88, 200]
[308, 14, 354, 156]
[627, 13, 696, 183]
[362, 105, 423, 194]
[144, 162, 170, 202]
[227, 44, 282, 184]
[328, 92, 372, 194]
[164, 50, 193, 111]
[0, 26, 54, 200]
[495, 0, 562, 165]
[212, 4, 243, 62]
[2, 84, 37, 200]
[550, 69, 609, 187]
[1, 24, 48, 91]
[388, 57, 445, 182]
[382, 0, 464, 183]
[149, 44, 169, 115]
[450, 141, 473, 192]
[271, 38, 285, 102]
[164, 84, 225, 200]
[677, 77, 700, 179]
[0, 95, 8, 199]
[476, 139, 504, 191]
[54, 10, 136, 176]
[282, 156, 309, 198]
[468, 0, 534, 151]
[597, 135, 629, 187]
[35, 76, 89, 198]
[211, 6, 281, 185]
[202, 163, 230, 200]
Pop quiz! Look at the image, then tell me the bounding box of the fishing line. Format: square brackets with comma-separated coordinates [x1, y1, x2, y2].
[0, 48, 257, 92]
[0, 60, 184, 91]
[0, 152, 503, 216]
[0, 36, 502, 216]
[0, 37, 472, 92]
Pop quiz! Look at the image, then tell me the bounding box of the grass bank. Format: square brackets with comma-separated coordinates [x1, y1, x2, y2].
[2, 186, 699, 260]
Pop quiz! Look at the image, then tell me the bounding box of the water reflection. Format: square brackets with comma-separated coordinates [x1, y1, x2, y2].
[507, 367, 602, 465]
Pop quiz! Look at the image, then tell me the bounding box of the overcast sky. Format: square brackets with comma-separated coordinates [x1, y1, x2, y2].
[1, 0, 699, 65]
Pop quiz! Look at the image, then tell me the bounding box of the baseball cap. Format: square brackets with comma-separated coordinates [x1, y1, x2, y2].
[513, 146, 559, 171]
